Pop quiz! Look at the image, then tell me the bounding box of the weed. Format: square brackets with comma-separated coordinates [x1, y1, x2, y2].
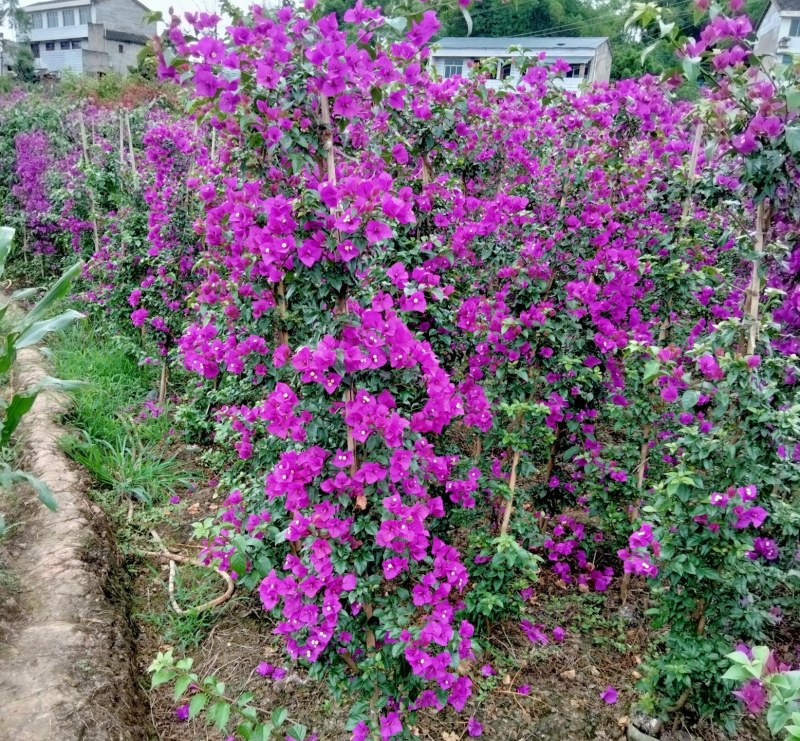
[62, 431, 194, 506]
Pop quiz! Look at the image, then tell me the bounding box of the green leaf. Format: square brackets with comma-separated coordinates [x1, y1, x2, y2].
[214, 701, 231, 730]
[721, 665, 750, 681]
[767, 703, 790, 735]
[10, 470, 57, 511]
[0, 392, 36, 447]
[384, 16, 407, 33]
[271, 707, 288, 728]
[0, 226, 14, 277]
[151, 668, 177, 688]
[640, 40, 660, 66]
[15, 310, 86, 350]
[643, 360, 661, 384]
[174, 674, 193, 699]
[785, 126, 800, 154]
[681, 389, 700, 409]
[287, 724, 307, 741]
[189, 693, 208, 718]
[19, 262, 83, 332]
[460, 6, 473, 36]
[682, 57, 700, 84]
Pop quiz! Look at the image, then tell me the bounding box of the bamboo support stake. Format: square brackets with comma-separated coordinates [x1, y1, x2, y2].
[421, 154, 432, 185]
[746, 201, 767, 356]
[681, 124, 704, 220]
[119, 111, 125, 167]
[277, 279, 289, 346]
[499, 450, 521, 537]
[78, 111, 90, 166]
[621, 424, 652, 606]
[158, 362, 169, 404]
[125, 113, 139, 190]
[319, 95, 337, 186]
[78, 111, 100, 253]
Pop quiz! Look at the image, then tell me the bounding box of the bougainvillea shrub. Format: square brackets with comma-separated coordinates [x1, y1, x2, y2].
[0, 0, 798, 736]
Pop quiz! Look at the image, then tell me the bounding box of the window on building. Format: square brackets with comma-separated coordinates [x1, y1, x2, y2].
[31, 43, 40, 58]
[499, 61, 513, 80]
[79, 6, 91, 23]
[443, 58, 464, 78]
[60, 40, 70, 49]
[31, 12, 43, 29]
[45, 42, 55, 51]
[790, 18, 800, 36]
[782, 53, 795, 64]
[46, 10, 59, 27]
[72, 40, 82, 49]
[564, 63, 585, 78]
[63, 9, 74, 25]
[118, 43, 124, 53]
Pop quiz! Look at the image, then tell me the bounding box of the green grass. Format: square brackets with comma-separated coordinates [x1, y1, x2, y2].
[49, 323, 166, 444]
[50, 322, 193, 505]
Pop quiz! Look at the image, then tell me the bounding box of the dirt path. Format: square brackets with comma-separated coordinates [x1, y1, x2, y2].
[0, 346, 148, 740]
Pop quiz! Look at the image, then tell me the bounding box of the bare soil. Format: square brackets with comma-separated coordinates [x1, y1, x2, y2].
[0, 346, 148, 740]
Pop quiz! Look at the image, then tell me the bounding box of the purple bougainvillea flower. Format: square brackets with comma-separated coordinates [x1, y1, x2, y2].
[481, 664, 495, 677]
[365, 220, 392, 244]
[734, 506, 768, 529]
[517, 684, 530, 695]
[600, 686, 618, 704]
[733, 679, 767, 714]
[169, 495, 181, 504]
[467, 717, 483, 737]
[552, 626, 566, 642]
[175, 703, 189, 721]
[256, 661, 274, 677]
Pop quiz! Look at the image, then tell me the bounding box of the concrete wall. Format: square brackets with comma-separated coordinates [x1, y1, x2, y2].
[591, 40, 612, 83]
[106, 40, 143, 73]
[94, 0, 156, 37]
[82, 48, 108, 73]
[755, 3, 784, 56]
[87, 22, 105, 52]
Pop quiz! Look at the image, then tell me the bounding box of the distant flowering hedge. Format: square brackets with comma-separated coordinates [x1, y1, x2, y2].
[0, 0, 798, 736]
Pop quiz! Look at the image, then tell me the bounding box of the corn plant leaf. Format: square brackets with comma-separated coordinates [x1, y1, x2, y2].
[0, 392, 37, 447]
[0, 226, 14, 277]
[15, 310, 86, 350]
[0, 467, 58, 511]
[18, 261, 83, 331]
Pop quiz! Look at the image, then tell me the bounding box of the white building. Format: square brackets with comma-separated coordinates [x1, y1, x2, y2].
[22, 0, 156, 76]
[755, 0, 800, 64]
[431, 36, 612, 92]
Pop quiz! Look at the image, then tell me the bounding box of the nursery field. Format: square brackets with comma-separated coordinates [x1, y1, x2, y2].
[0, 1, 798, 740]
